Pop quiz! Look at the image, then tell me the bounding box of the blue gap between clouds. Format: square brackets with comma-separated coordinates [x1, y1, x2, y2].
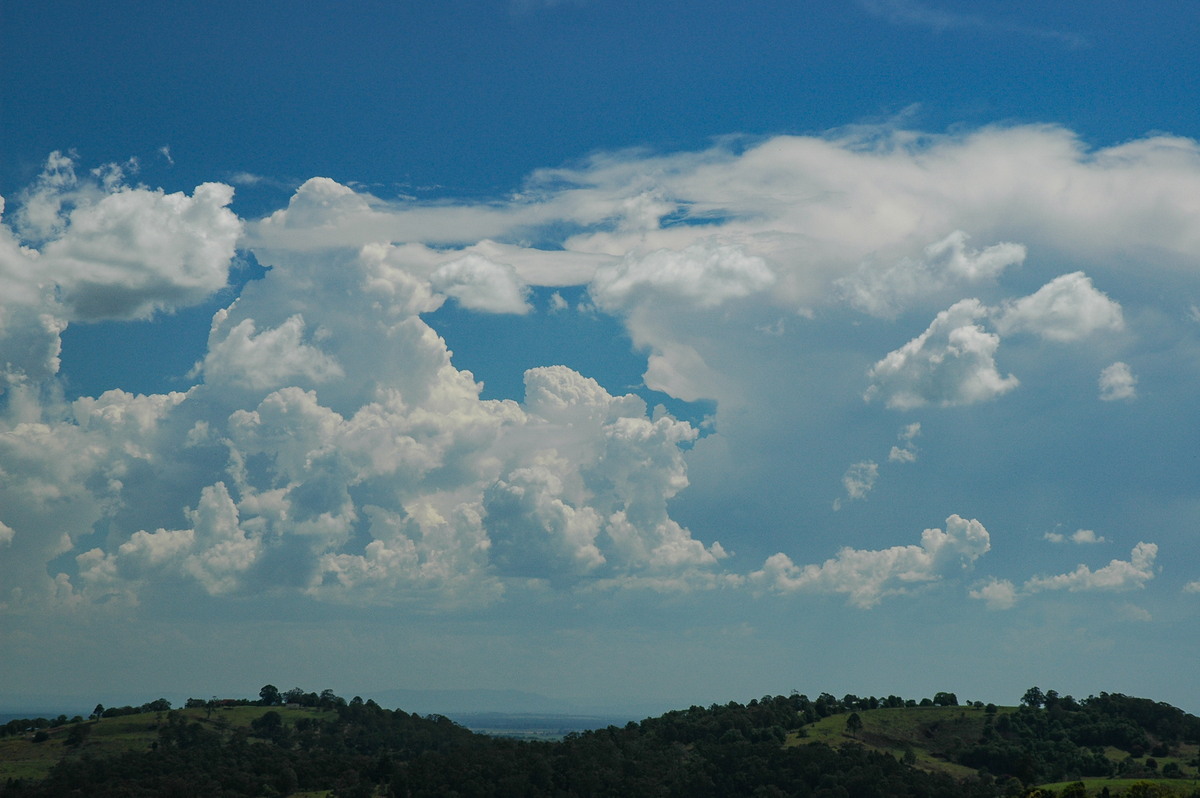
[55, 269, 713, 430]
[423, 286, 714, 432]
[57, 252, 269, 400]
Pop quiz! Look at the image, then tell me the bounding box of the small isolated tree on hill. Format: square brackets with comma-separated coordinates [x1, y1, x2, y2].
[259, 684, 281, 706]
[1022, 686, 1045, 709]
[1060, 782, 1087, 798]
[846, 712, 863, 737]
[65, 723, 91, 748]
[251, 710, 284, 741]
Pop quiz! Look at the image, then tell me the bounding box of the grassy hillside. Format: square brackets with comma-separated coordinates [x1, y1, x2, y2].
[787, 702, 1200, 795]
[788, 703, 1004, 777]
[0, 705, 330, 783]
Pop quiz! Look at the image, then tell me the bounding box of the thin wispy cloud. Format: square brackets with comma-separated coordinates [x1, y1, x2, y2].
[859, 0, 1090, 48]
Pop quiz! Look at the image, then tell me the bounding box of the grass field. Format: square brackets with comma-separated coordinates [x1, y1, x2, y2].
[1037, 778, 1200, 796]
[0, 705, 332, 783]
[786, 704, 1003, 778]
[785, 705, 1200, 795]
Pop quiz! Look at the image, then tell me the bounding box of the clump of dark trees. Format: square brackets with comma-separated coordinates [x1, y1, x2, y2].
[956, 687, 1200, 786]
[3, 686, 1199, 797]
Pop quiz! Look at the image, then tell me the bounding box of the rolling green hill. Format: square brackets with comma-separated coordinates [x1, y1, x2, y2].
[0, 705, 333, 784]
[2, 688, 1199, 796]
[789, 702, 1200, 794]
[788, 703, 1005, 777]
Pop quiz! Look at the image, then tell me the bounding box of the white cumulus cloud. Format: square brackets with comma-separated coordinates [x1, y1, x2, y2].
[11, 153, 241, 321]
[590, 240, 774, 311]
[971, 542, 1158, 609]
[866, 299, 1018, 409]
[751, 514, 990, 608]
[201, 314, 345, 391]
[1024, 542, 1157, 593]
[0, 154, 240, 401]
[995, 271, 1124, 342]
[1044, 528, 1107, 544]
[838, 230, 1025, 317]
[968, 577, 1018, 610]
[889, 422, 921, 462]
[835, 460, 878, 509]
[485, 456, 606, 578]
[1099, 361, 1137, 401]
[430, 253, 532, 315]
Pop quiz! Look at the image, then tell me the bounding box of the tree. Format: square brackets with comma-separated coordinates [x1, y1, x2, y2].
[259, 684, 282, 706]
[251, 710, 283, 739]
[66, 723, 91, 748]
[1022, 687, 1045, 709]
[933, 692, 958, 707]
[846, 712, 863, 737]
[92, 703, 104, 720]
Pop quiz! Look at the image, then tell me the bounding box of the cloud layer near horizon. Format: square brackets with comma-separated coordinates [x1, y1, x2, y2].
[4, 123, 1199, 620]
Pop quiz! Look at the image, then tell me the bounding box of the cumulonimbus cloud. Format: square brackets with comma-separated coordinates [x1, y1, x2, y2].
[4, 123, 1199, 614]
[0, 223, 732, 609]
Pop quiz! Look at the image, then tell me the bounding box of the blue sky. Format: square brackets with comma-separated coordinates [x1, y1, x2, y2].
[3, 0, 1200, 715]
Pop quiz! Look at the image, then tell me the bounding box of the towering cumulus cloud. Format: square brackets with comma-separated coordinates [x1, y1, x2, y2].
[1, 215, 729, 610]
